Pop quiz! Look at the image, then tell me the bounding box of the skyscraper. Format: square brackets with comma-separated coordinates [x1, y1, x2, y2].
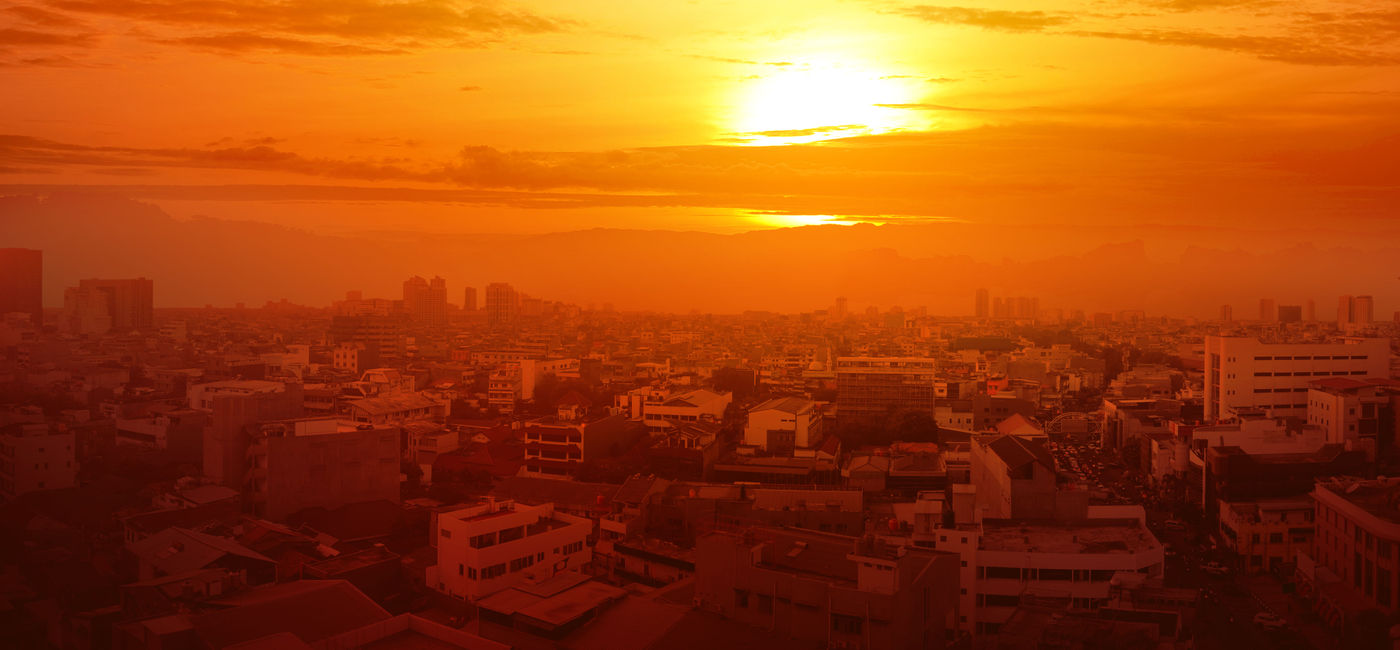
[1278, 305, 1302, 323]
[1338, 294, 1374, 328]
[402, 275, 447, 327]
[974, 288, 989, 319]
[485, 282, 519, 326]
[1220, 304, 1233, 322]
[68, 278, 153, 331]
[1258, 298, 1276, 322]
[1338, 295, 1354, 326]
[0, 248, 43, 326]
[464, 286, 477, 311]
[1305, 299, 1316, 322]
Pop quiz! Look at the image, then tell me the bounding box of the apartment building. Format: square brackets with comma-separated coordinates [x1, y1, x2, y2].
[521, 411, 641, 478]
[432, 499, 592, 601]
[0, 423, 76, 501]
[1308, 377, 1400, 462]
[1217, 497, 1314, 574]
[836, 357, 937, 431]
[1203, 336, 1390, 421]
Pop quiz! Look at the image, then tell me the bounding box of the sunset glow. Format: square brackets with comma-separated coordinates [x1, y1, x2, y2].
[730, 59, 923, 144]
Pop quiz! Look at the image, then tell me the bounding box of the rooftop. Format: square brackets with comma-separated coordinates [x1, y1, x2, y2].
[979, 519, 1160, 554]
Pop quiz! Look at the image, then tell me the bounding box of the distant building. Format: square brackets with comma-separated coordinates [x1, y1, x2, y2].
[329, 315, 405, 358]
[331, 341, 380, 375]
[1259, 298, 1276, 322]
[485, 282, 519, 326]
[521, 411, 642, 478]
[403, 275, 448, 327]
[0, 248, 42, 326]
[464, 285, 477, 311]
[1202, 336, 1390, 421]
[975, 288, 990, 319]
[1278, 304, 1303, 323]
[431, 498, 593, 601]
[72, 277, 154, 330]
[835, 357, 937, 431]
[1219, 304, 1232, 322]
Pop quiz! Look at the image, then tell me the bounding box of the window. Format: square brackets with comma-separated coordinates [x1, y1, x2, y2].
[441, 529, 451, 539]
[832, 614, 863, 635]
[482, 563, 507, 580]
[1269, 533, 1283, 543]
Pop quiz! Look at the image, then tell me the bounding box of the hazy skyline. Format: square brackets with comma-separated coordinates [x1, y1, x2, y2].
[3, 0, 1400, 236]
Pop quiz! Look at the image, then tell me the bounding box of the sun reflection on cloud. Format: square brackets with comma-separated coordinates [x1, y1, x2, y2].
[728, 59, 926, 145]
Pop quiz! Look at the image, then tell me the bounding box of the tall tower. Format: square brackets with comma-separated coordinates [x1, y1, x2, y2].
[464, 286, 477, 311]
[974, 288, 989, 319]
[1220, 304, 1232, 322]
[0, 248, 42, 326]
[485, 282, 519, 326]
[1258, 298, 1276, 322]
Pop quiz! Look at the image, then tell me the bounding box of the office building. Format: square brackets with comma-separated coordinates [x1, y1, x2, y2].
[975, 288, 990, 319]
[1220, 304, 1232, 322]
[1339, 294, 1376, 328]
[1203, 336, 1391, 421]
[1278, 305, 1302, 323]
[485, 282, 519, 326]
[1259, 298, 1276, 322]
[1304, 477, 1400, 620]
[836, 357, 937, 431]
[432, 498, 593, 601]
[464, 285, 477, 311]
[61, 277, 154, 332]
[0, 248, 42, 326]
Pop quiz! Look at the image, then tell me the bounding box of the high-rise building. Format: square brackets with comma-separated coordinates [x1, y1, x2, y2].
[0, 248, 42, 326]
[1306, 299, 1316, 322]
[1355, 295, 1375, 325]
[62, 278, 154, 331]
[1338, 294, 1375, 328]
[1203, 336, 1391, 421]
[974, 288, 989, 318]
[485, 282, 519, 326]
[62, 286, 113, 334]
[835, 357, 937, 432]
[401, 275, 447, 327]
[464, 286, 477, 311]
[1278, 305, 1303, 323]
[1259, 298, 1276, 322]
[1220, 304, 1233, 322]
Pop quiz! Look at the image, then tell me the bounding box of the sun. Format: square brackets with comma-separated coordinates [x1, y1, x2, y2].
[731, 60, 921, 145]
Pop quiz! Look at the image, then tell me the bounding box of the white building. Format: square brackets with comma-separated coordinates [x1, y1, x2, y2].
[0, 424, 76, 500]
[431, 499, 592, 601]
[1307, 376, 1400, 462]
[642, 388, 732, 435]
[1203, 336, 1390, 421]
[743, 397, 823, 452]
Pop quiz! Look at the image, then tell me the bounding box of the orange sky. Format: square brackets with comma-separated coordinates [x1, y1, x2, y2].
[2, 0, 1399, 237]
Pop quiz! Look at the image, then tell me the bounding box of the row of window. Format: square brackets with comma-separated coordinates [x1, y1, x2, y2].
[1253, 355, 1368, 361]
[1252, 370, 1369, 377]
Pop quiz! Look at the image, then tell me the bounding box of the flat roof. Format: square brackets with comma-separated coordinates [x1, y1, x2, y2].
[980, 519, 1159, 554]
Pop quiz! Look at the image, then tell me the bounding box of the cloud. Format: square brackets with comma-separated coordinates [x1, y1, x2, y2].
[459, 85, 482, 91]
[4, 5, 85, 27]
[733, 125, 866, 138]
[39, 0, 568, 55]
[0, 26, 94, 46]
[892, 5, 1073, 32]
[686, 54, 794, 66]
[1072, 27, 1400, 66]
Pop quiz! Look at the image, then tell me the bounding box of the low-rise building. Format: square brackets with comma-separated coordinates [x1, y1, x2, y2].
[431, 498, 593, 601]
[0, 422, 76, 500]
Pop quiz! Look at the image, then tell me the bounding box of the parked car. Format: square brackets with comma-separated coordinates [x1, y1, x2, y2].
[1253, 612, 1287, 630]
[1202, 562, 1229, 576]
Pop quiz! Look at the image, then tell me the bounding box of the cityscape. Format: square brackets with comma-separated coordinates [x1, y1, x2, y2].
[4, 1, 1400, 650]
